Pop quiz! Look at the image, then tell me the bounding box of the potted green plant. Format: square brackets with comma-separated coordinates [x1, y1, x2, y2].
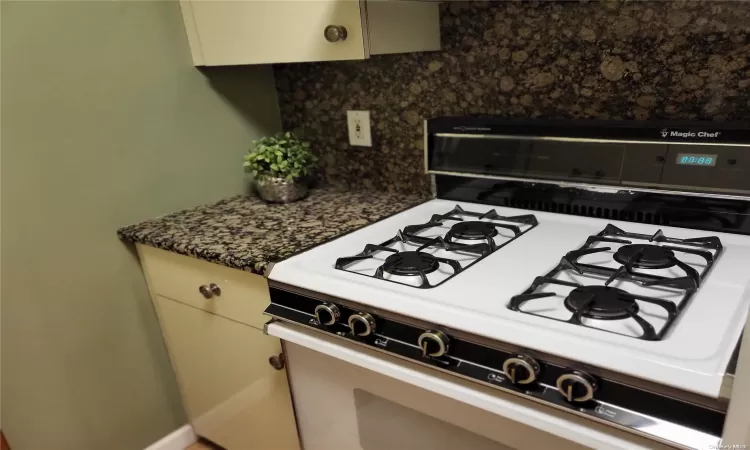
[243, 132, 317, 203]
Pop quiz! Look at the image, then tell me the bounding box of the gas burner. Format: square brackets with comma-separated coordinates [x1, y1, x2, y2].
[614, 244, 675, 269]
[564, 286, 639, 320]
[560, 224, 720, 290]
[509, 224, 722, 340]
[335, 205, 539, 289]
[383, 251, 439, 276]
[509, 276, 677, 340]
[449, 221, 499, 240]
[334, 243, 463, 289]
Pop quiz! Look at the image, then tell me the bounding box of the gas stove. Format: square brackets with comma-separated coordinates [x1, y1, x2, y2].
[264, 117, 750, 449]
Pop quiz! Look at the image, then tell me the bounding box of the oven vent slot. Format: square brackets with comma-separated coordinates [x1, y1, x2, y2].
[503, 199, 665, 225]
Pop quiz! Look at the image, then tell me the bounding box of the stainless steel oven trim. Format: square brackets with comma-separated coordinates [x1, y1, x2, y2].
[427, 169, 750, 200]
[719, 338, 742, 400]
[433, 132, 750, 147]
[265, 316, 719, 450]
[726, 334, 742, 377]
[720, 375, 734, 400]
[268, 280, 729, 412]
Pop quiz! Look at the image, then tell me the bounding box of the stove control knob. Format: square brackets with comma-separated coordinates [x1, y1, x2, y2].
[314, 303, 340, 326]
[556, 371, 597, 403]
[348, 312, 376, 336]
[502, 355, 540, 385]
[418, 330, 450, 358]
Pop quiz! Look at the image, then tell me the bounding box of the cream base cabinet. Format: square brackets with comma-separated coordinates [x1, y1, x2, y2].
[180, 0, 441, 66]
[137, 245, 299, 449]
[154, 296, 299, 449]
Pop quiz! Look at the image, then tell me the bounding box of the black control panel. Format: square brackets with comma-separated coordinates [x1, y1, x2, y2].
[265, 285, 725, 446]
[427, 117, 750, 195]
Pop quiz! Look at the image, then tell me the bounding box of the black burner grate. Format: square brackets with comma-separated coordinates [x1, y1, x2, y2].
[508, 224, 723, 340]
[335, 205, 538, 289]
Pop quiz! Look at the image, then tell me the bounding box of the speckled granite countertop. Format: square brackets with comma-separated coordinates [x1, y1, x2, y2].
[117, 187, 429, 275]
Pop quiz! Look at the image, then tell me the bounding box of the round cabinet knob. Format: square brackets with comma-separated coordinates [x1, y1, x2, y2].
[324, 25, 348, 42]
[268, 353, 285, 370]
[502, 355, 540, 385]
[418, 330, 450, 358]
[314, 303, 341, 326]
[198, 283, 221, 299]
[348, 312, 376, 337]
[556, 371, 597, 403]
[198, 285, 213, 299]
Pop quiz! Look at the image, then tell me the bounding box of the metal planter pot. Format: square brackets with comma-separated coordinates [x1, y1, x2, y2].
[256, 177, 308, 203]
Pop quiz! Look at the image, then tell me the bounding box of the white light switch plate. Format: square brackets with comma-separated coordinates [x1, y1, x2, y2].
[347, 110, 372, 147]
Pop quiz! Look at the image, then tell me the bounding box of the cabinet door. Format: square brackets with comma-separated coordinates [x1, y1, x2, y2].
[182, 0, 366, 66]
[155, 295, 299, 450]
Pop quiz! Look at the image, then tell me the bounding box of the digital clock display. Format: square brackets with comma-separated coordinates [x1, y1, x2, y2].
[676, 153, 717, 166]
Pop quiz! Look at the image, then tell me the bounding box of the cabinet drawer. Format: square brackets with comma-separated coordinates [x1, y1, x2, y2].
[138, 244, 268, 330]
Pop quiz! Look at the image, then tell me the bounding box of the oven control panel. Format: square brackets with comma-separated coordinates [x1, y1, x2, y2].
[659, 144, 748, 192]
[265, 286, 724, 449]
[427, 118, 750, 195]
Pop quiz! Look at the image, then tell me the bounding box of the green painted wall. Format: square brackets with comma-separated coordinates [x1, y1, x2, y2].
[0, 1, 280, 448]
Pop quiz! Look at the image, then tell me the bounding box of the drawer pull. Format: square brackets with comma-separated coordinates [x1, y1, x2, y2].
[198, 283, 221, 299]
[324, 25, 347, 43]
[269, 353, 285, 370]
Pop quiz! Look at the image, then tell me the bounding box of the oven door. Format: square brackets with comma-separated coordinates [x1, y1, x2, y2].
[267, 322, 677, 450]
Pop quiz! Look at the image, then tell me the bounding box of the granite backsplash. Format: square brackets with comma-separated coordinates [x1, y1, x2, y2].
[274, 0, 750, 196]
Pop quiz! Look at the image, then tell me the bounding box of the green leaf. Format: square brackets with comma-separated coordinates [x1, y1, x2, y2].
[270, 163, 279, 171]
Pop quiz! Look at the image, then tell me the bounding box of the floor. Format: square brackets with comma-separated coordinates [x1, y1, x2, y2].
[186, 442, 217, 450]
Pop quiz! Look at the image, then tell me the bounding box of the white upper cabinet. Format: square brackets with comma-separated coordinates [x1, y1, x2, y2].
[179, 0, 441, 66]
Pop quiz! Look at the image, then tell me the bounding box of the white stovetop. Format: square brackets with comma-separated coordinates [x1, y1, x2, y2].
[269, 198, 750, 398]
